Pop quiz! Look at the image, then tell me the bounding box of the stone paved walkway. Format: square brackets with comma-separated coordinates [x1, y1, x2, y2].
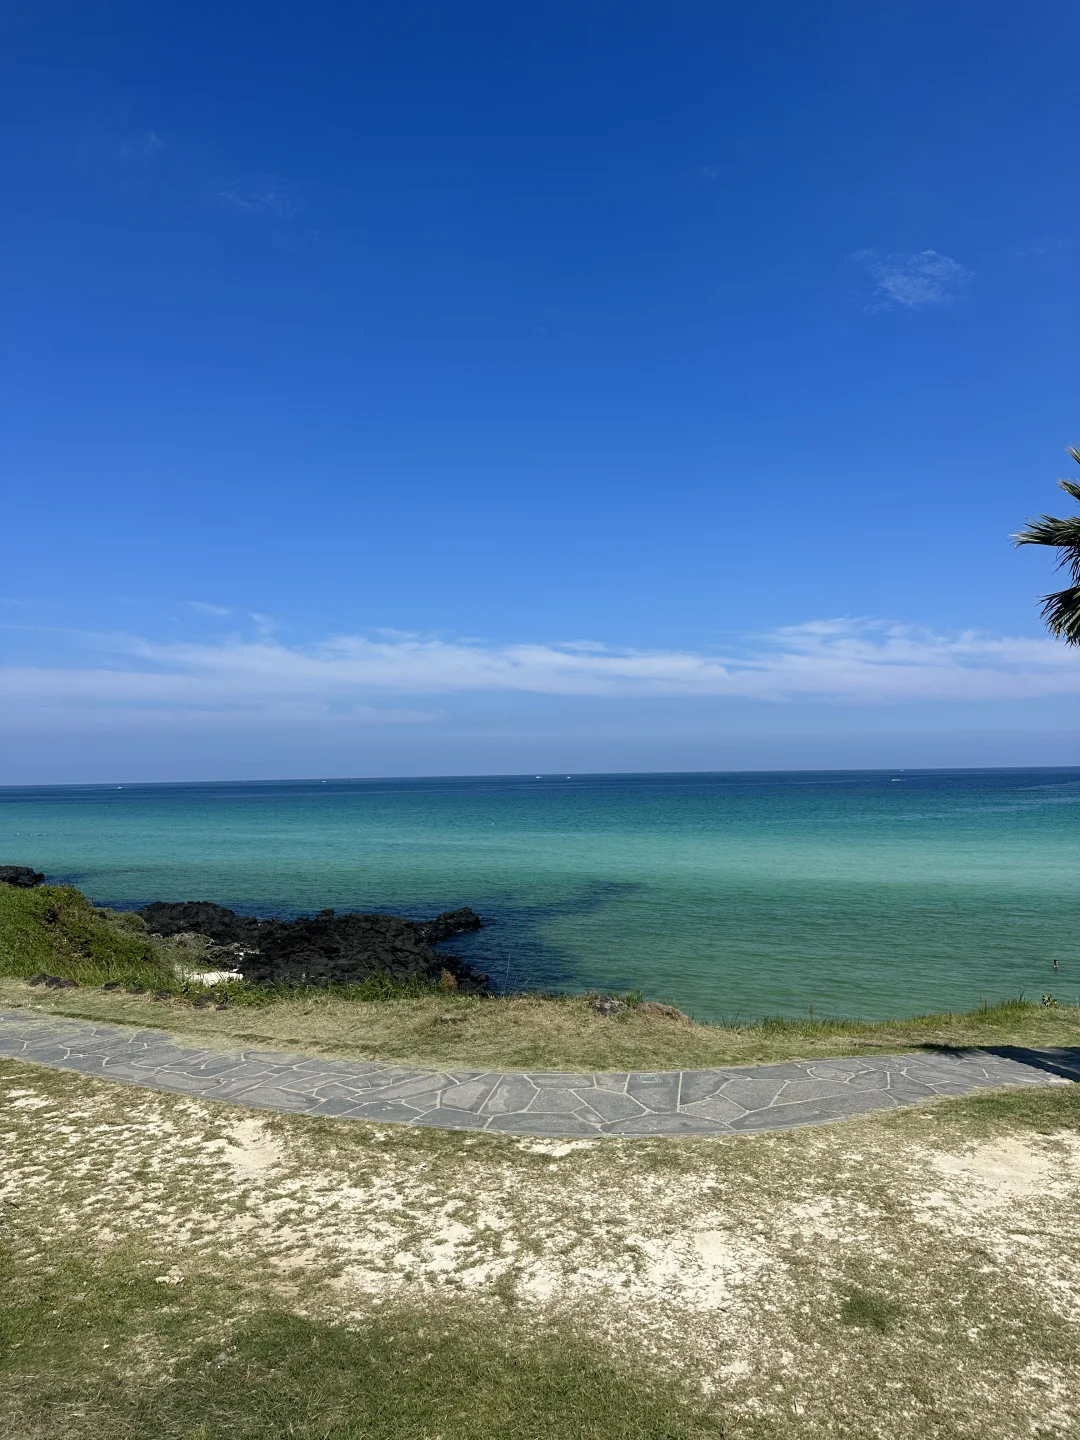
[1, 1010, 1076, 1138]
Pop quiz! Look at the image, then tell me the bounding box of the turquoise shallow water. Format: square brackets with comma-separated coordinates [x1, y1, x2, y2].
[1, 769, 1078, 1021]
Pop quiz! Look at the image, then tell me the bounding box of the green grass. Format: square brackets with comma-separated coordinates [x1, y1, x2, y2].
[840, 1287, 905, 1334]
[165, 1310, 720, 1440]
[1, 1255, 720, 1440]
[0, 884, 175, 989]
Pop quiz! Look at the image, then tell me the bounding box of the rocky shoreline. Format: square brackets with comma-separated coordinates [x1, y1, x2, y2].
[138, 900, 490, 994]
[2, 867, 492, 995]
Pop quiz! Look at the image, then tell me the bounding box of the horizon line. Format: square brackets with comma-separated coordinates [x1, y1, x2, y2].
[2, 762, 1079, 792]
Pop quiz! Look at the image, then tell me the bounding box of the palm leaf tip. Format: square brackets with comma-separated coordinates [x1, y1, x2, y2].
[1013, 512, 1080, 548]
[1016, 449, 1080, 642]
[1039, 585, 1080, 645]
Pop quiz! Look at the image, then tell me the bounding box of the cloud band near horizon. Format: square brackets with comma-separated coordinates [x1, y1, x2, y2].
[2, 620, 1079, 722]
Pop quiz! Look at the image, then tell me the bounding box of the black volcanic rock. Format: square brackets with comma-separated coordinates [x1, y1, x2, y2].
[248, 908, 489, 993]
[0, 866, 46, 888]
[138, 899, 489, 993]
[416, 907, 483, 944]
[138, 901, 262, 946]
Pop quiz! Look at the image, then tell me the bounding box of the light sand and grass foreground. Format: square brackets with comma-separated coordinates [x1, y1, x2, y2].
[3, 882, 1080, 1435]
[3, 1059, 1080, 1438]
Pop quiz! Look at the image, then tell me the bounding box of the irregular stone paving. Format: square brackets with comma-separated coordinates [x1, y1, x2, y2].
[0, 1009, 1076, 1138]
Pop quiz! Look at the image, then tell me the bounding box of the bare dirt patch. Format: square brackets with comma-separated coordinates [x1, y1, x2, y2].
[220, 1116, 286, 1182]
[914, 1131, 1080, 1218]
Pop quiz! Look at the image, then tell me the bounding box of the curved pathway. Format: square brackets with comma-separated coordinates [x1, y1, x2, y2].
[1, 1009, 1077, 1138]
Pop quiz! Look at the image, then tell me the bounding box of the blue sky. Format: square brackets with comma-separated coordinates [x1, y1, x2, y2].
[2, 0, 1079, 782]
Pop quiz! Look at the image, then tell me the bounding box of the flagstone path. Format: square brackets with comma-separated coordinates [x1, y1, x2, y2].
[1, 1009, 1077, 1138]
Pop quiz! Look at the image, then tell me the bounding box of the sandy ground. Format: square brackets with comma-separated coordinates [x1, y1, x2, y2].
[3, 1060, 1080, 1435]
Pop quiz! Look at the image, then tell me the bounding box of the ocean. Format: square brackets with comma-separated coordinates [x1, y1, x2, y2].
[1, 768, 1077, 1021]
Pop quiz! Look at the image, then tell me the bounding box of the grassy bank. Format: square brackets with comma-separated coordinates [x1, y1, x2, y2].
[6, 978, 1080, 1071]
[3, 1056, 1079, 1438]
[3, 882, 1080, 1071]
[0, 883, 177, 989]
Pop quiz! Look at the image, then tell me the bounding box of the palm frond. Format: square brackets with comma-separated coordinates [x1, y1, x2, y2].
[1038, 585, 1080, 644]
[1013, 514, 1080, 548]
[1016, 449, 1080, 642]
[1012, 514, 1080, 583]
[1014, 449, 1080, 606]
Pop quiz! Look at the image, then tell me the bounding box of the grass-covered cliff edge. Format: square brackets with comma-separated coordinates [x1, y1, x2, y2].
[3, 881, 1079, 1071]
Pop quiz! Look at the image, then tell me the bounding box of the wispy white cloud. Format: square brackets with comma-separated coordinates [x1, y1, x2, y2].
[185, 601, 230, 617]
[118, 129, 164, 161]
[217, 177, 303, 218]
[854, 249, 971, 309]
[2, 620, 1078, 723]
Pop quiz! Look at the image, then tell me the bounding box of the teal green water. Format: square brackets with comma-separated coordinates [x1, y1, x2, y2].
[2, 769, 1078, 1020]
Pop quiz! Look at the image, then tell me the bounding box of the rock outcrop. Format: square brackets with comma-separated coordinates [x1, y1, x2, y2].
[138, 901, 261, 947]
[250, 908, 487, 992]
[138, 900, 488, 993]
[0, 866, 46, 888]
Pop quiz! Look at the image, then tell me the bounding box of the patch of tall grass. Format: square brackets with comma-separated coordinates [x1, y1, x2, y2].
[0, 884, 174, 990]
